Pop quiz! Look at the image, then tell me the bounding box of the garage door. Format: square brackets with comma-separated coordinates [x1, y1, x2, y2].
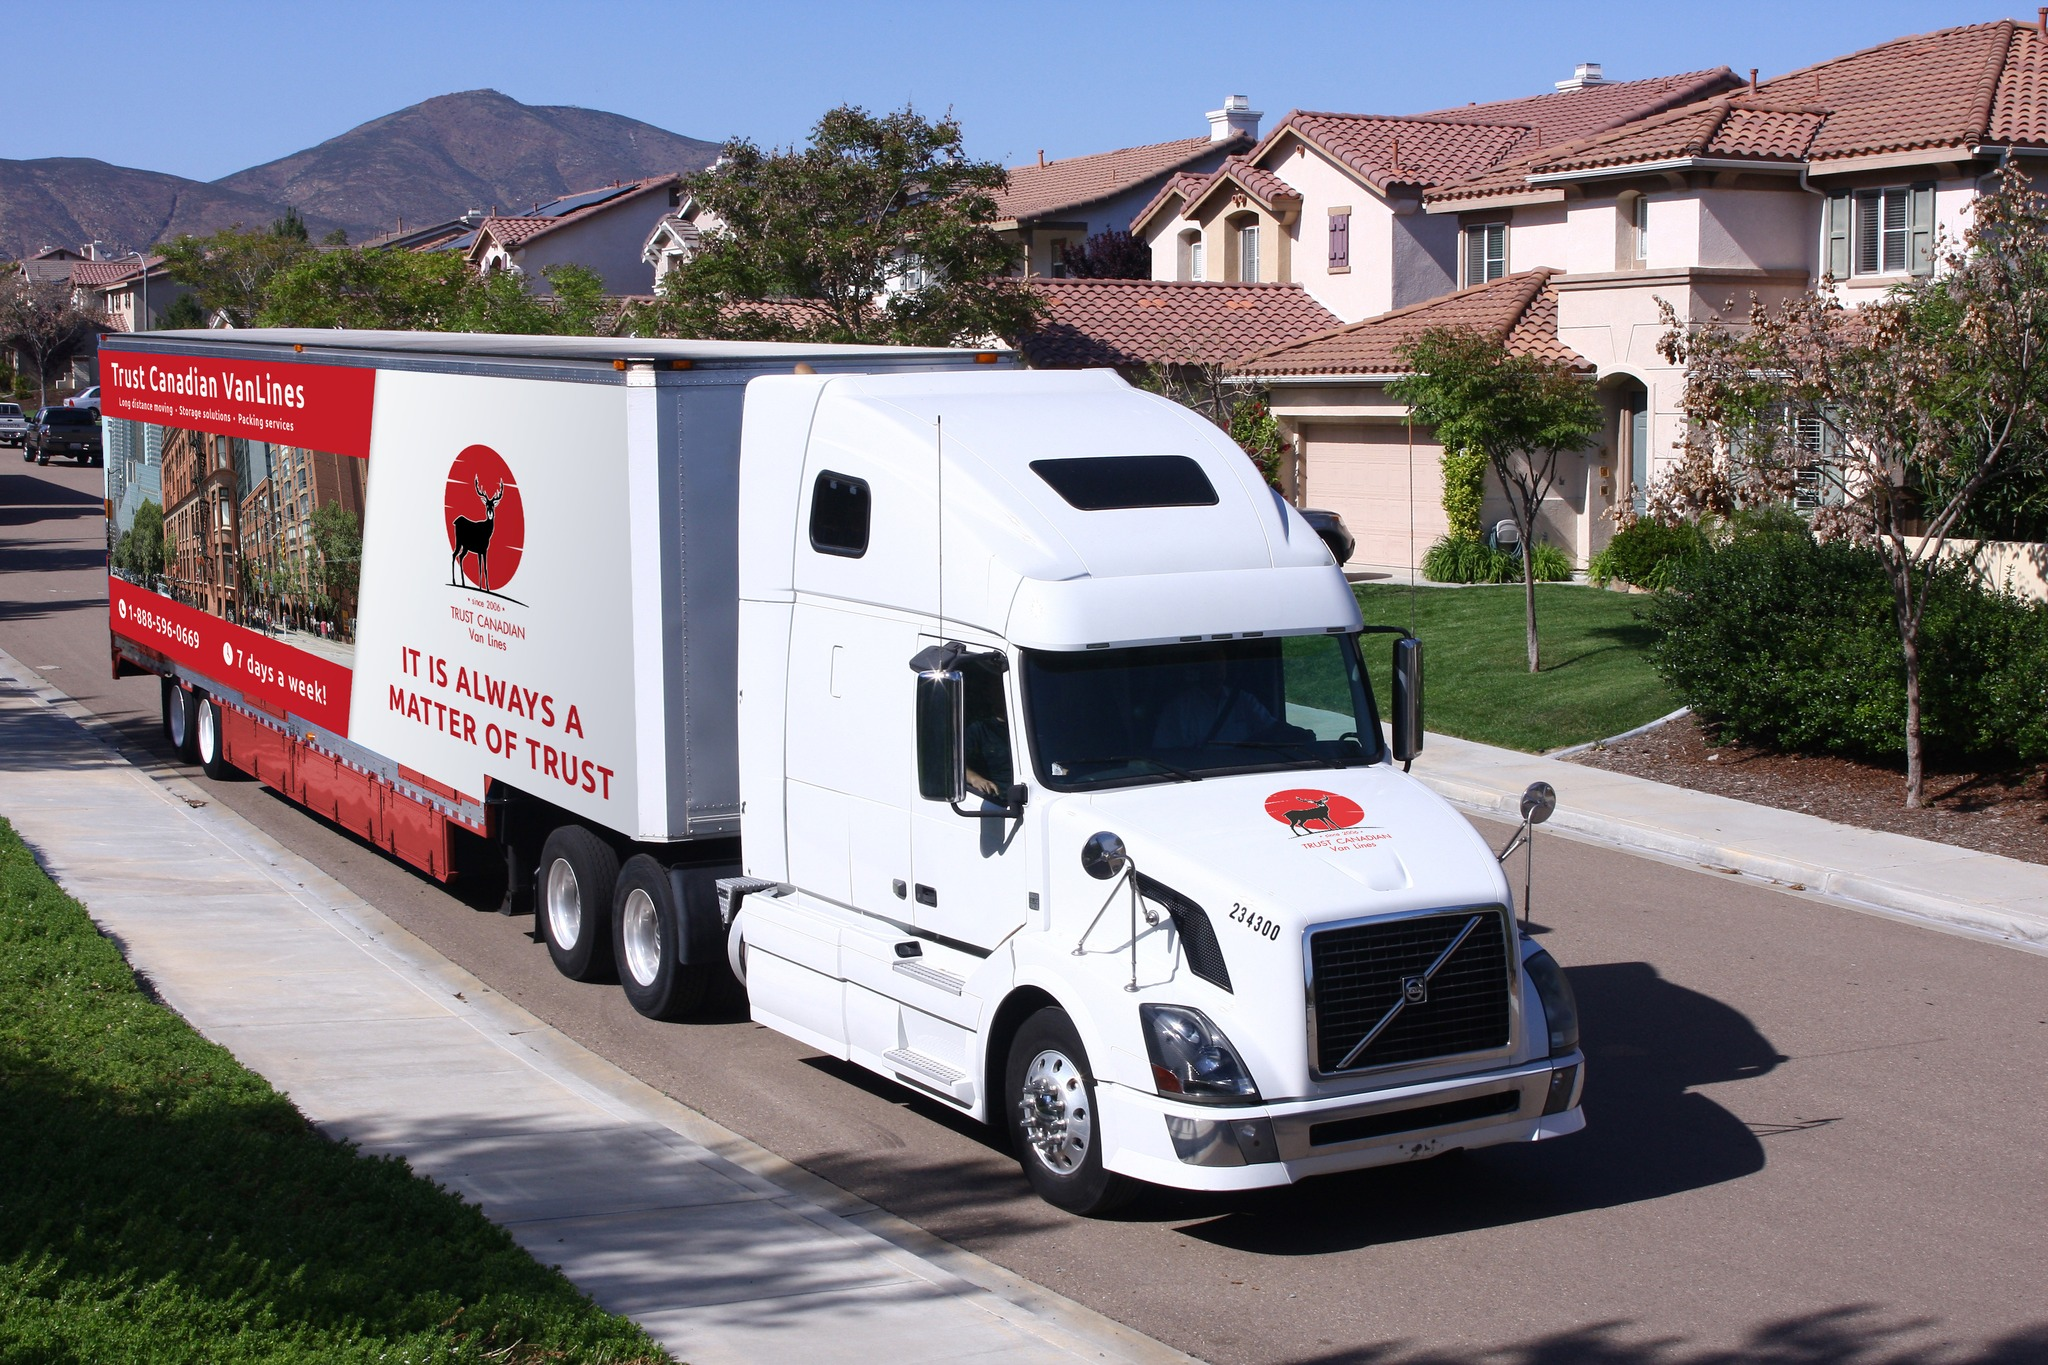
[1300, 422, 1447, 571]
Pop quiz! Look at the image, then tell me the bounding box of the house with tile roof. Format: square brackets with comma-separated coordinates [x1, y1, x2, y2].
[1233, 270, 1602, 567]
[994, 96, 1260, 278]
[1021, 277, 1338, 370]
[452, 175, 685, 295]
[1133, 64, 1743, 323]
[1402, 17, 2048, 543]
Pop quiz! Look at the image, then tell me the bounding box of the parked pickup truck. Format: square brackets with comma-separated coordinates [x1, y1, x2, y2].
[0, 403, 26, 447]
[29, 406, 102, 465]
[102, 330, 1585, 1214]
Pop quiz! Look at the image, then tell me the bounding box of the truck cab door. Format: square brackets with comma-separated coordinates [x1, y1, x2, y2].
[908, 641, 1031, 956]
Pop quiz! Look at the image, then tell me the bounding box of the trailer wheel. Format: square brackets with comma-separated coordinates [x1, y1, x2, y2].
[1005, 1007, 1137, 1216]
[612, 855, 713, 1021]
[162, 679, 198, 762]
[539, 825, 618, 982]
[195, 695, 235, 780]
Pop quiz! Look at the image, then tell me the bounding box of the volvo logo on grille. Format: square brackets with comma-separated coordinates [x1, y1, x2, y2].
[1402, 975, 1429, 1004]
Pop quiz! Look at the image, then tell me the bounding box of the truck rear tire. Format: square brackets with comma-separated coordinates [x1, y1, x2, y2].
[162, 679, 198, 762]
[613, 855, 712, 1021]
[1005, 1006, 1137, 1216]
[539, 825, 618, 982]
[195, 695, 235, 780]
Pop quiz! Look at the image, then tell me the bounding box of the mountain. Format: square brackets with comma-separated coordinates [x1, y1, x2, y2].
[0, 158, 328, 261]
[216, 90, 724, 239]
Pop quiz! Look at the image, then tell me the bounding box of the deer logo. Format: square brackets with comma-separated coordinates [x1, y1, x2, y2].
[1283, 795, 1336, 837]
[451, 477, 505, 591]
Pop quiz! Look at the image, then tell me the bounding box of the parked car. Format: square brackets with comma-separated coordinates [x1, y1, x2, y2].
[0, 403, 27, 447]
[29, 406, 102, 466]
[65, 386, 100, 413]
[1300, 508, 1355, 566]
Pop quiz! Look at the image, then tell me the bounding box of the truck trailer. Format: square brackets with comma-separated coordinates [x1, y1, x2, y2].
[102, 329, 1584, 1213]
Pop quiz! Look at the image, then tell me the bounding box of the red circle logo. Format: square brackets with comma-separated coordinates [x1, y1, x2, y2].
[444, 444, 525, 593]
[1265, 788, 1364, 836]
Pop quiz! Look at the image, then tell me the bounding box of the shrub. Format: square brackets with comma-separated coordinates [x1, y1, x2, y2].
[1645, 523, 2048, 762]
[1421, 535, 1574, 585]
[1589, 519, 1706, 590]
[1439, 447, 1488, 541]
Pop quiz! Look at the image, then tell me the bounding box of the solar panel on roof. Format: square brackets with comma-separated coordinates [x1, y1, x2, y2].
[536, 185, 633, 217]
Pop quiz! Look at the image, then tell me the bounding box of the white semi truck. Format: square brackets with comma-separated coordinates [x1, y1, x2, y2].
[103, 330, 1583, 1214]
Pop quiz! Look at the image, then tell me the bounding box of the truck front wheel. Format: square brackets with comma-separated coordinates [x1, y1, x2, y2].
[613, 855, 713, 1021]
[539, 825, 618, 982]
[1005, 1007, 1137, 1216]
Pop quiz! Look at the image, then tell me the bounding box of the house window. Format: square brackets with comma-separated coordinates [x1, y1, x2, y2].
[1238, 221, 1261, 282]
[1180, 230, 1205, 282]
[1854, 188, 1910, 275]
[1631, 193, 1649, 263]
[1047, 238, 1069, 279]
[1463, 222, 1506, 285]
[1328, 209, 1350, 271]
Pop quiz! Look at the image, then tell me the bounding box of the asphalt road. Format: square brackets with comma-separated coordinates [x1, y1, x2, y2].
[5, 456, 2045, 1365]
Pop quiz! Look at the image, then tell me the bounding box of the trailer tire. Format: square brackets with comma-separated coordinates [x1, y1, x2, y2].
[162, 679, 198, 762]
[612, 855, 713, 1021]
[195, 695, 235, 780]
[539, 825, 618, 982]
[1005, 1006, 1137, 1216]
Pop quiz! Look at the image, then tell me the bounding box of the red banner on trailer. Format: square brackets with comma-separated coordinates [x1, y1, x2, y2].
[109, 577, 355, 737]
[102, 352, 376, 459]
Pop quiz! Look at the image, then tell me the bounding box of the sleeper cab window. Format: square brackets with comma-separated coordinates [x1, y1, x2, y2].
[809, 470, 871, 557]
[1030, 455, 1219, 510]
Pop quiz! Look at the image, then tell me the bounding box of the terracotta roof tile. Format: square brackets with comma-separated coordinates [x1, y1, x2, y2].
[475, 215, 557, 248]
[993, 134, 1248, 222]
[1233, 269, 1589, 376]
[1132, 156, 1305, 233]
[1414, 67, 1744, 146]
[1432, 21, 2048, 204]
[1129, 171, 1212, 234]
[70, 256, 164, 287]
[1021, 278, 1339, 368]
[1272, 113, 1536, 192]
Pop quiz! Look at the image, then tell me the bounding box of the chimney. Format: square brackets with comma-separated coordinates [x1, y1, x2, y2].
[1207, 94, 1262, 142]
[1554, 62, 1608, 93]
[84, 240, 107, 261]
[1749, 67, 1759, 93]
[1037, 149, 1045, 167]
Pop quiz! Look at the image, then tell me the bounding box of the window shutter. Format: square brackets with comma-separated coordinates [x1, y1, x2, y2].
[1908, 182, 1935, 276]
[1825, 191, 1850, 280]
[1329, 211, 1349, 269]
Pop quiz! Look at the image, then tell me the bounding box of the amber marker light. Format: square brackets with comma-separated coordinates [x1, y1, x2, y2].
[671, 359, 693, 370]
[975, 352, 998, 364]
[613, 359, 628, 370]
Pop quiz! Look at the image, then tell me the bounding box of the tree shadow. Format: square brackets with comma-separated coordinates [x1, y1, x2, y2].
[1293, 1306, 2048, 1365]
[1542, 619, 1661, 673]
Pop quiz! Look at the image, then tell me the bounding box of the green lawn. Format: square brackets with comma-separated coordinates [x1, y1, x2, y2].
[1356, 583, 1678, 753]
[0, 818, 668, 1365]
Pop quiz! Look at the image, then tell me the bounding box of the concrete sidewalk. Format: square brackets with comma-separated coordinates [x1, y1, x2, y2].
[1410, 728, 2048, 954]
[0, 658, 1188, 1365]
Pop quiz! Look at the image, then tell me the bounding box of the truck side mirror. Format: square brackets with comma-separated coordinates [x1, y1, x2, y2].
[1390, 635, 1424, 763]
[915, 669, 966, 804]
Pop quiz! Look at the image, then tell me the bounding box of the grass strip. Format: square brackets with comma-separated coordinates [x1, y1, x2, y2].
[1355, 583, 1678, 753]
[0, 816, 668, 1364]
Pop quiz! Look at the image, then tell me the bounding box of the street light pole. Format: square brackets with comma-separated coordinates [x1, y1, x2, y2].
[122, 250, 149, 330]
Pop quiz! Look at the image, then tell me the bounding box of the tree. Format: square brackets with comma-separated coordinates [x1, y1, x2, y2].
[631, 105, 1043, 347]
[1058, 229, 1151, 280]
[155, 292, 207, 330]
[1388, 328, 1600, 671]
[117, 500, 167, 583]
[0, 272, 102, 406]
[258, 247, 612, 335]
[157, 214, 317, 326]
[1656, 164, 2048, 808]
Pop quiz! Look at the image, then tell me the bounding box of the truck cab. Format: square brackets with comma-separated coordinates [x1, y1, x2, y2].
[731, 368, 1584, 1212]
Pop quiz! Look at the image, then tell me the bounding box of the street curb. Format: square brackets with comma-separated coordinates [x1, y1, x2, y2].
[1418, 763, 2048, 957]
[0, 649, 1197, 1365]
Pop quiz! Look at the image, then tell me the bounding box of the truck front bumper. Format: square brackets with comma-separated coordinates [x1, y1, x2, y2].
[1100, 1052, 1585, 1192]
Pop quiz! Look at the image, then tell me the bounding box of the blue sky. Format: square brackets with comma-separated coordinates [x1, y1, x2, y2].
[13, 1, 2017, 180]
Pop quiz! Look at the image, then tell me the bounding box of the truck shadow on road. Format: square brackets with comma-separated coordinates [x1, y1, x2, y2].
[1165, 960, 1784, 1252]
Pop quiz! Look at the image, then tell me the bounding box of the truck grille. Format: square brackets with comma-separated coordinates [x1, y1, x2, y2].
[1309, 909, 1511, 1074]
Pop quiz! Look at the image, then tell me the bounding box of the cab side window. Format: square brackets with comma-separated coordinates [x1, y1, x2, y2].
[961, 656, 1013, 800]
[809, 471, 871, 557]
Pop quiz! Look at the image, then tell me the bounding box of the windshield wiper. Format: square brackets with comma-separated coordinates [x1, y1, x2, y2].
[1068, 754, 1203, 782]
[1209, 739, 1362, 769]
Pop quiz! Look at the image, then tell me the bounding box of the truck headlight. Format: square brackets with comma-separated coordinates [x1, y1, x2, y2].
[1522, 948, 1580, 1057]
[1139, 1004, 1261, 1105]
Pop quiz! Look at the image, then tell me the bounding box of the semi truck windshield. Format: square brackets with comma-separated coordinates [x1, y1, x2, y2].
[1022, 634, 1383, 790]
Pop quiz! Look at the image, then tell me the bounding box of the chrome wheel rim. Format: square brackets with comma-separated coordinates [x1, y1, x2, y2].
[168, 691, 188, 748]
[621, 887, 662, 986]
[197, 700, 216, 763]
[1018, 1047, 1091, 1175]
[545, 858, 582, 949]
